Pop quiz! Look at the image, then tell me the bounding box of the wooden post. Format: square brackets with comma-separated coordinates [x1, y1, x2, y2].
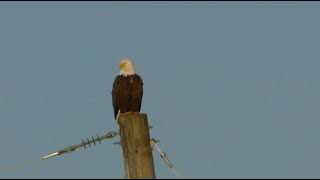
[118, 113, 156, 179]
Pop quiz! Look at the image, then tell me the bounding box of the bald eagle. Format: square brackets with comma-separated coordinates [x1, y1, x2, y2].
[112, 59, 143, 120]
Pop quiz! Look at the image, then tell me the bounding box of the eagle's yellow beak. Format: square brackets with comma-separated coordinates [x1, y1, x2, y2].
[119, 62, 126, 70]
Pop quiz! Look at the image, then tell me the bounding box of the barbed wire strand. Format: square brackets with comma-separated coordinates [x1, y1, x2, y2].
[151, 139, 185, 179]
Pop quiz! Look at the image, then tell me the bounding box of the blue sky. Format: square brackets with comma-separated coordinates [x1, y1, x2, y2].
[1, 2, 320, 178]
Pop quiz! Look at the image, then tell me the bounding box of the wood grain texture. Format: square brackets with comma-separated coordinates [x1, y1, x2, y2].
[118, 113, 155, 179]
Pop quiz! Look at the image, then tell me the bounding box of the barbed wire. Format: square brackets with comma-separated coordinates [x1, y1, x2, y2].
[150, 138, 184, 179]
[40, 126, 185, 178]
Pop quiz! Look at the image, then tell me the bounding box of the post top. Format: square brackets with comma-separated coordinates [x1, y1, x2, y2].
[119, 112, 147, 117]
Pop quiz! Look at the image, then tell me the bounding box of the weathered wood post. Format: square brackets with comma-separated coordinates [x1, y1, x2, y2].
[118, 113, 156, 179]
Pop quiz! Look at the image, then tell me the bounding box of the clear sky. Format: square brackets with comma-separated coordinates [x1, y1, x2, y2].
[1, 1, 320, 179]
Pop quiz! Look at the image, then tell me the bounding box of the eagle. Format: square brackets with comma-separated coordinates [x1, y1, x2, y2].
[112, 58, 143, 120]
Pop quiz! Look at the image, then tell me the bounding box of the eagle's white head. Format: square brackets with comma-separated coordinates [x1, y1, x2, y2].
[119, 58, 136, 76]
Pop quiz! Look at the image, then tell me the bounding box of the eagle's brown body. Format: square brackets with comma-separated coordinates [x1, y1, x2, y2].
[112, 74, 143, 119]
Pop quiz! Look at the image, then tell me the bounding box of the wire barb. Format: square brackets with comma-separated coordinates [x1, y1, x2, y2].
[150, 138, 184, 178]
[41, 131, 119, 160]
[41, 126, 184, 178]
[150, 138, 173, 168]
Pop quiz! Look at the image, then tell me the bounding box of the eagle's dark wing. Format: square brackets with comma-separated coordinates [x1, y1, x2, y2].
[136, 75, 143, 112]
[112, 74, 144, 119]
[112, 76, 120, 119]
